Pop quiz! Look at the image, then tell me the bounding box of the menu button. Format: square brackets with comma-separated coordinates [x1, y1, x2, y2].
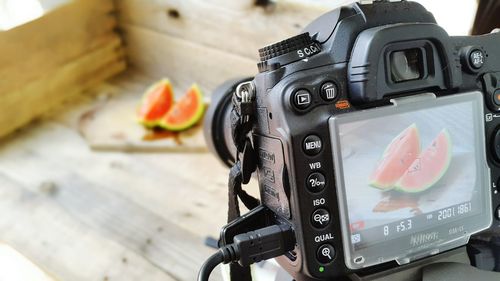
[303, 135, 322, 156]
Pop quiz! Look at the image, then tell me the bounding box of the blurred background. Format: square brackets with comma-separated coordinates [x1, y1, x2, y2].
[0, 0, 498, 280]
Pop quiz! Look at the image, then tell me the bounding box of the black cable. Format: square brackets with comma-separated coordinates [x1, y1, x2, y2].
[197, 251, 224, 281]
[197, 224, 295, 281]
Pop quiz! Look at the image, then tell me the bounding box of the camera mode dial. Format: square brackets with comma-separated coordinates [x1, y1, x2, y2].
[258, 33, 321, 73]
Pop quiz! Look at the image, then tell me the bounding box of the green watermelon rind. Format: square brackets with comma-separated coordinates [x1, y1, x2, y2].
[159, 84, 205, 132]
[369, 123, 420, 191]
[394, 129, 452, 193]
[137, 79, 174, 128]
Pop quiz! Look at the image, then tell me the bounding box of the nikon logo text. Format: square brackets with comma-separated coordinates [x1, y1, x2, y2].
[410, 232, 439, 247]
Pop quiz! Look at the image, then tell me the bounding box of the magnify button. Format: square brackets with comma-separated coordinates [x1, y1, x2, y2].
[317, 244, 335, 264]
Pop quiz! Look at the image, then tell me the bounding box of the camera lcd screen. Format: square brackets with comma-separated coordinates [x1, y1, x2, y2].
[329, 92, 491, 269]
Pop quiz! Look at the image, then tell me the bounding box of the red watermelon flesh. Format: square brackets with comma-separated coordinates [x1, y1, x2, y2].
[369, 124, 421, 190]
[395, 129, 452, 193]
[160, 84, 204, 131]
[137, 79, 174, 127]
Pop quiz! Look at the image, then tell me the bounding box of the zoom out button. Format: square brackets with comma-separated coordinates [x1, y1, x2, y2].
[311, 208, 330, 228]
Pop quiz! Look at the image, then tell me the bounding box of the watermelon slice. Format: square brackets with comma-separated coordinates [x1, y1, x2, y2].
[137, 79, 174, 127]
[160, 84, 205, 131]
[395, 129, 452, 193]
[369, 124, 421, 190]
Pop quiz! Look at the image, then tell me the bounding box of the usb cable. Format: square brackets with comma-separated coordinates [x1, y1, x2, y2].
[197, 224, 296, 281]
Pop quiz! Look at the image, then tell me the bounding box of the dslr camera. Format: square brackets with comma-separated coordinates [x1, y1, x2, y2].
[204, 1, 500, 280]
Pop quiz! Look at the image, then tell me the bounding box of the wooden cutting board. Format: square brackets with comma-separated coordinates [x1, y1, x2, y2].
[78, 85, 208, 153]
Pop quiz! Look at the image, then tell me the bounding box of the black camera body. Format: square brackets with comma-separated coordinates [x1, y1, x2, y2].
[205, 1, 500, 280]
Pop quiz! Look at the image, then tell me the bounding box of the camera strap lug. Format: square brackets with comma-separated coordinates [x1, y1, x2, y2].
[227, 81, 260, 281]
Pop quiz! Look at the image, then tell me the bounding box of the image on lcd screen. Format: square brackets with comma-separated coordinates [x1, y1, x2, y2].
[337, 101, 480, 249]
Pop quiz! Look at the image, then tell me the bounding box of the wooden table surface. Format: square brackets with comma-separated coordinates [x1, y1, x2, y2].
[0, 72, 258, 281]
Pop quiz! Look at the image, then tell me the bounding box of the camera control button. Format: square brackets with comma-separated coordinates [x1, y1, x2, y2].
[469, 49, 485, 69]
[493, 89, 500, 106]
[496, 205, 500, 220]
[292, 89, 312, 110]
[317, 244, 335, 264]
[303, 135, 322, 156]
[311, 208, 330, 228]
[320, 82, 338, 101]
[307, 172, 326, 193]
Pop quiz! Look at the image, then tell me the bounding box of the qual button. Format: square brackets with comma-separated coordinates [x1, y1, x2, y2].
[317, 244, 336, 264]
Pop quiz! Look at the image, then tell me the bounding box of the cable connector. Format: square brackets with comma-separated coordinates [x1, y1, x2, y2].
[224, 224, 295, 266]
[198, 224, 295, 281]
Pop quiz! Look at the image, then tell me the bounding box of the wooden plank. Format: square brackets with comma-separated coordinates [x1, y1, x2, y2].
[0, 120, 233, 238]
[0, 174, 177, 281]
[116, 0, 337, 60]
[0, 36, 126, 138]
[0, 122, 224, 281]
[0, 0, 117, 94]
[121, 24, 256, 94]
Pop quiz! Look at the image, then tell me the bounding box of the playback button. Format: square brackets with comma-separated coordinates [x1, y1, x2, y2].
[292, 89, 312, 110]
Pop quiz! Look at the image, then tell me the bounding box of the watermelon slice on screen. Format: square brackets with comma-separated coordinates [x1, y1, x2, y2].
[395, 129, 452, 193]
[369, 124, 421, 190]
[159, 84, 205, 131]
[137, 79, 175, 127]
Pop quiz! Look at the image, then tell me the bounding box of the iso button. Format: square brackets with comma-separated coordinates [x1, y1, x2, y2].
[311, 208, 330, 229]
[303, 135, 322, 156]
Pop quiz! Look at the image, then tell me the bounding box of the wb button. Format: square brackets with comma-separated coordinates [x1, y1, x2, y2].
[292, 89, 312, 110]
[303, 135, 322, 156]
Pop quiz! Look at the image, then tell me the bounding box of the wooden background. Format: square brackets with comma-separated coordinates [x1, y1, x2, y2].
[0, 0, 336, 280]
